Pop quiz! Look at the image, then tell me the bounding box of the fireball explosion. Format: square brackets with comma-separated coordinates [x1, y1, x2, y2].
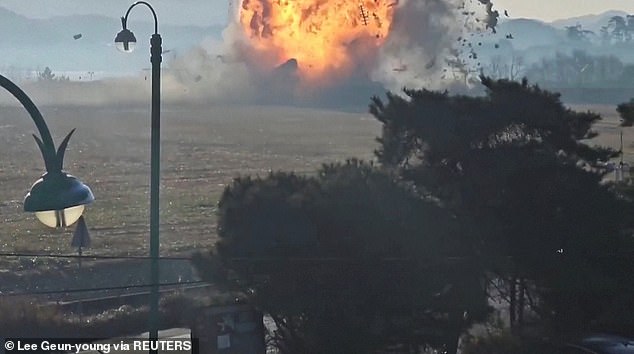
[238, 0, 396, 83]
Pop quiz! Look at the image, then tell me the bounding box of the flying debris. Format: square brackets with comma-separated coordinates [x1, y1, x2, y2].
[359, 3, 369, 26]
[482, 1, 499, 33]
[393, 64, 408, 72]
[373, 12, 382, 27]
[504, 10, 509, 17]
[73, 33, 82, 40]
[506, 33, 514, 39]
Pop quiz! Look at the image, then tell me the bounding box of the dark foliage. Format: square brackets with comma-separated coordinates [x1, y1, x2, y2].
[617, 99, 634, 127]
[195, 77, 634, 353]
[370, 77, 634, 334]
[196, 161, 490, 353]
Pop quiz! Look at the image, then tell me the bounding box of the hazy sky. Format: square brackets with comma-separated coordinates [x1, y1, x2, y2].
[1, 0, 634, 26]
[0, 0, 226, 26]
[493, 0, 634, 21]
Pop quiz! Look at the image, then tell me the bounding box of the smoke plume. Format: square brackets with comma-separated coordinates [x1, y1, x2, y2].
[0, 0, 498, 108]
[164, 0, 497, 106]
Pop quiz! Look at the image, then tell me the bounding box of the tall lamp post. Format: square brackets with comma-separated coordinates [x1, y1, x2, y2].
[114, 1, 162, 347]
[0, 74, 94, 228]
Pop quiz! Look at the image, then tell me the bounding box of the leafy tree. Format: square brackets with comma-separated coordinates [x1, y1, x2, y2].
[38, 67, 56, 81]
[617, 98, 634, 127]
[37, 67, 69, 82]
[195, 77, 634, 352]
[565, 24, 594, 42]
[484, 55, 525, 81]
[370, 77, 634, 333]
[195, 162, 490, 353]
[525, 51, 625, 88]
[628, 15, 634, 39]
[600, 25, 611, 44]
[609, 16, 628, 42]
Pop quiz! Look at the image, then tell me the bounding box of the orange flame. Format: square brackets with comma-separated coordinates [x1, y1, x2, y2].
[239, 0, 395, 84]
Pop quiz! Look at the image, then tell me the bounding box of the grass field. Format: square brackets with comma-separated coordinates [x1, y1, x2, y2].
[0, 103, 380, 268]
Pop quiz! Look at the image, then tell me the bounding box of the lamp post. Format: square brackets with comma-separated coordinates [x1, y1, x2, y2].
[114, 1, 162, 348]
[0, 74, 94, 227]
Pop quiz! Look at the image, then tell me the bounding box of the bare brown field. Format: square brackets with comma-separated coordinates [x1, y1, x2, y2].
[569, 103, 634, 161]
[0, 103, 380, 268]
[2, 103, 629, 264]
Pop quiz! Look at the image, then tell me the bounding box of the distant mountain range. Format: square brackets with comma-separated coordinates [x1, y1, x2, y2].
[496, 18, 563, 50]
[489, 10, 632, 49]
[0, 7, 223, 75]
[469, 10, 634, 67]
[550, 10, 629, 33]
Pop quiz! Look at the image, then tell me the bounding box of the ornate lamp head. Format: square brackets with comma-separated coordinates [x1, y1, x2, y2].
[115, 17, 137, 53]
[23, 129, 94, 228]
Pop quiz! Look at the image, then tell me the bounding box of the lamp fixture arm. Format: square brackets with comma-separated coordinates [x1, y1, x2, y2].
[0, 74, 69, 173]
[124, 1, 159, 34]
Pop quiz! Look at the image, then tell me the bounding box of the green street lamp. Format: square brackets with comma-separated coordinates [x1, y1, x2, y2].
[115, 1, 162, 348]
[0, 74, 94, 228]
